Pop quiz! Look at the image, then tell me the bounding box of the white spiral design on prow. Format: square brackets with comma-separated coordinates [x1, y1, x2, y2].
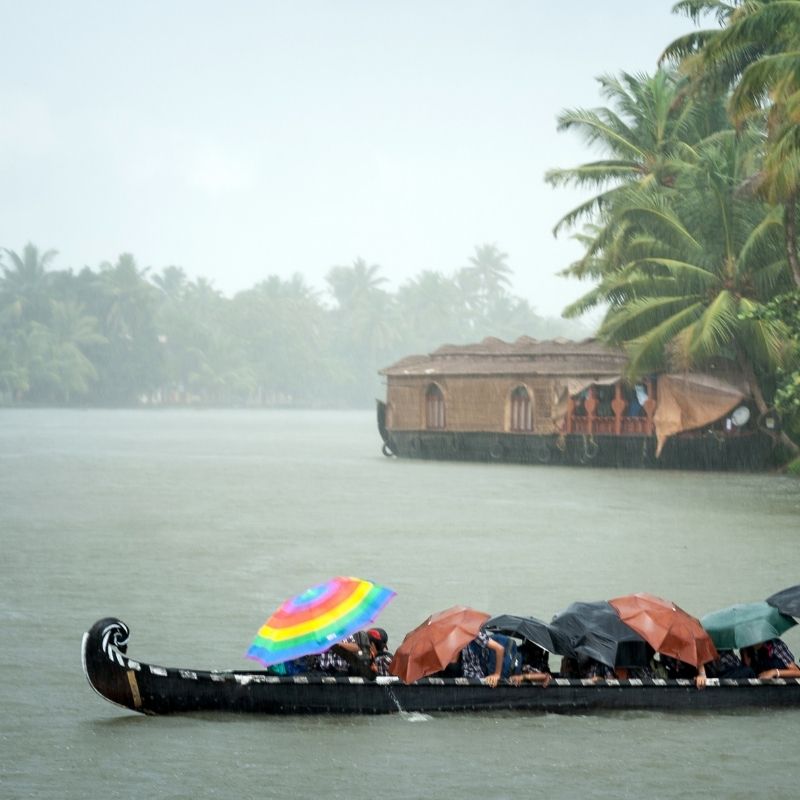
[101, 621, 130, 665]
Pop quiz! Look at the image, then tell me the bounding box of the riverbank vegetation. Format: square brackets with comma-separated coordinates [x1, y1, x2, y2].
[0, 244, 585, 408]
[3, 1, 799, 461]
[549, 0, 800, 452]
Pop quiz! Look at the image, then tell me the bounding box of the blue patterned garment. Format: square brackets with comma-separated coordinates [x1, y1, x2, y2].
[314, 636, 355, 673]
[460, 630, 491, 679]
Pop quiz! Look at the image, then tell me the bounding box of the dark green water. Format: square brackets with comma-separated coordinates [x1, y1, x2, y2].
[1, 409, 799, 799]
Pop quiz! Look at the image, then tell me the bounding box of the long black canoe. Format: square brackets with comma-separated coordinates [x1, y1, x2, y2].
[83, 618, 800, 715]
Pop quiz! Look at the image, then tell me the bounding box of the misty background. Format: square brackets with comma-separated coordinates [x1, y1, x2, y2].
[2, 1, 696, 406]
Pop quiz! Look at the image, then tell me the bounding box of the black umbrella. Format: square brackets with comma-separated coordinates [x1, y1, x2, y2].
[766, 585, 800, 618]
[485, 614, 558, 653]
[549, 600, 650, 669]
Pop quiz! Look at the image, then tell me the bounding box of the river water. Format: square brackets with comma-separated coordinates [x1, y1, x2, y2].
[1, 409, 799, 799]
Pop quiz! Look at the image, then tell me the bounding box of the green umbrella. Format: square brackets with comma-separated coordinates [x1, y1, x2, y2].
[700, 601, 796, 651]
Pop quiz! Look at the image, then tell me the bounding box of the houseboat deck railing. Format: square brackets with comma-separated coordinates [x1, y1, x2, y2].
[566, 380, 657, 437]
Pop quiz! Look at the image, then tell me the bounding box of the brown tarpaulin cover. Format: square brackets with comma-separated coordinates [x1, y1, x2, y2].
[653, 374, 746, 456]
[551, 372, 748, 456]
[551, 376, 621, 429]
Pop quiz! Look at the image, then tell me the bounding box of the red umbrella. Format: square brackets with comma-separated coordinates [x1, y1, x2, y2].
[389, 605, 490, 684]
[609, 592, 718, 668]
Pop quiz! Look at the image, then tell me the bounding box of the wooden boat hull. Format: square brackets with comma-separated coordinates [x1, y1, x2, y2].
[377, 410, 773, 471]
[83, 618, 800, 715]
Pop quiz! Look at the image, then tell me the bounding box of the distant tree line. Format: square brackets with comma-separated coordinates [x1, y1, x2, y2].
[0, 243, 587, 408]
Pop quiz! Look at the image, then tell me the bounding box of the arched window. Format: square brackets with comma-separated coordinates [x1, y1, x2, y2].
[425, 384, 446, 429]
[510, 386, 532, 431]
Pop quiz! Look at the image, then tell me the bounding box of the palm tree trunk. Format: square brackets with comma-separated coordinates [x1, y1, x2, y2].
[736, 346, 799, 458]
[785, 194, 800, 287]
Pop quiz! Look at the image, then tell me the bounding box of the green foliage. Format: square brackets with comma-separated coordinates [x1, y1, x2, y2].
[744, 289, 800, 425]
[0, 243, 586, 408]
[551, 4, 800, 452]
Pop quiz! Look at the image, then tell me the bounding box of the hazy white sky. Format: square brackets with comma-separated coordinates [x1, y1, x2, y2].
[2, 1, 699, 317]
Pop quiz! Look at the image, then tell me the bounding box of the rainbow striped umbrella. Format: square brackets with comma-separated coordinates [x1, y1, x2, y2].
[246, 576, 396, 667]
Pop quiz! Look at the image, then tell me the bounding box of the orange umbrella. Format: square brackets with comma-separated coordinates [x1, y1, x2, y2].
[389, 605, 490, 684]
[609, 592, 718, 668]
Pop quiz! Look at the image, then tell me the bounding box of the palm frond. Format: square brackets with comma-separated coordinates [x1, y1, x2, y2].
[670, 1, 736, 27]
[553, 108, 644, 160]
[544, 161, 643, 189]
[600, 295, 700, 342]
[623, 302, 706, 374]
[677, 289, 738, 362]
[731, 52, 800, 121]
[738, 298, 791, 368]
[561, 286, 608, 318]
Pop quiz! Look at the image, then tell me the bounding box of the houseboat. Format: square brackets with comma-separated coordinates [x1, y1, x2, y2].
[377, 337, 777, 470]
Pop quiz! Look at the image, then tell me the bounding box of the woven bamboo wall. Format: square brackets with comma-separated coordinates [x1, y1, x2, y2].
[386, 376, 559, 434]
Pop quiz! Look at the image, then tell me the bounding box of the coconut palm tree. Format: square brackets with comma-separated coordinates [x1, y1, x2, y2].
[325, 258, 398, 404]
[564, 128, 797, 452]
[663, 0, 800, 285]
[464, 243, 513, 305]
[395, 270, 467, 349]
[229, 274, 325, 405]
[0, 243, 58, 324]
[0, 329, 31, 402]
[545, 70, 718, 237]
[42, 300, 106, 402]
[89, 254, 163, 402]
[151, 265, 189, 302]
[326, 258, 387, 311]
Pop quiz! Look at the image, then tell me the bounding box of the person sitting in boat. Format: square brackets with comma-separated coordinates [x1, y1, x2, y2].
[460, 630, 506, 687]
[576, 651, 655, 682]
[614, 645, 656, 681]
[366, 627, 393, 677]
[558, 656, 580, 678]
[740, 639, 800, 680]
[313, 637, 357, 674]
[315, 630, 392, 680]
[315, 632, 375, 677]
[510, 664, 551, 687]
[658, 654, 708, 689]
[519, 641, 551, 674]
[705, 650, 754, 680]
[508, 641, 552, 685]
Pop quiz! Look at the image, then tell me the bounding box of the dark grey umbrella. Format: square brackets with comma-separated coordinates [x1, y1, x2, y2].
[549, 600, 650, 669]
[485, 614, 558, 653]
[766, 585, 800, 618]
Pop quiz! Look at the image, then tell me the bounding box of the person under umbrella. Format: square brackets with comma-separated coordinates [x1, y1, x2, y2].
[549, 600, 652, 680]
[701, 600, 795, 680]
[247, 576, 396, 678]
[460, 629, 507, 687]
[367, 627, 393, 677]
[741, 639, 800, 680]
[757, 586, 800, 678]
[390, 606, 506, 686]
[485, 613, 554, 686]
[313, 627, 393, 679]
[609, 593, 717, 689]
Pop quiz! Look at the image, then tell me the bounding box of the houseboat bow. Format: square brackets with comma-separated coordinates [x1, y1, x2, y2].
[378, 337, 778, 470]
[82, 618, 800, 715]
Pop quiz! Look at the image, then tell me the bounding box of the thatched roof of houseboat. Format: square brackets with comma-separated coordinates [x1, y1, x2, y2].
[380, 337, 628, 378]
